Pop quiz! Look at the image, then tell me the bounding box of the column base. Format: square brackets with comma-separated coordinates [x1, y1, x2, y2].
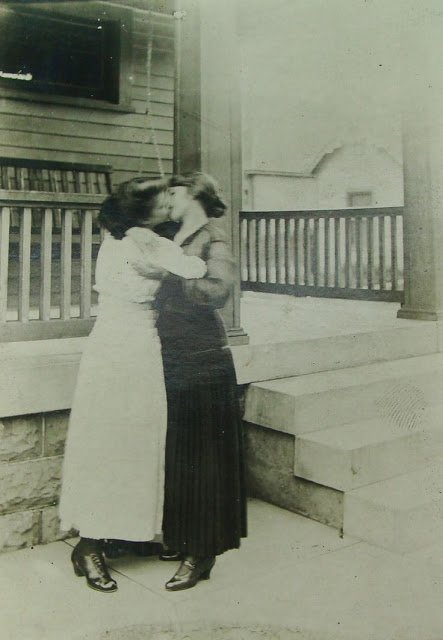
[227, 327, 249, 345]
[397, 307, 443, 321]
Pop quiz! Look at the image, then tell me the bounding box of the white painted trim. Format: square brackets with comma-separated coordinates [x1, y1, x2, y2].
[244, 169, 314, 178]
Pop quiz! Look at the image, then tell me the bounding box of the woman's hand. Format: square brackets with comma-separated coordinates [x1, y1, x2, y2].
[127, 226, 207, 280]
[183, 255, 207, 279]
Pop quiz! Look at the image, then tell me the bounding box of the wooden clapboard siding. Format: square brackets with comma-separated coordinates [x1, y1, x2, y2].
[0, 130, 173, 160]
[0, 4, 175, 187]
[0, 98, 174, 129]
[0, 115, 174, 146]
[0, 148, 173, 175]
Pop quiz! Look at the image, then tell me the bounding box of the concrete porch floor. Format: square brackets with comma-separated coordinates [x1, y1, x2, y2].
[240, 292, 423, 345]
[2, 499, 442, 640]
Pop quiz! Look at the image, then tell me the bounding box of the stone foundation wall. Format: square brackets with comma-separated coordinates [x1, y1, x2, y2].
[0, 411, 75, 553]
[244, 422, 343, 529]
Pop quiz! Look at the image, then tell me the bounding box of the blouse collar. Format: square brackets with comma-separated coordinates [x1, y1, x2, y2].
[174, 210, 208, 246]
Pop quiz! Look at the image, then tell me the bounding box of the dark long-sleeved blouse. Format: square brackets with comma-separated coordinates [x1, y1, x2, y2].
[155, 218, 235, 357]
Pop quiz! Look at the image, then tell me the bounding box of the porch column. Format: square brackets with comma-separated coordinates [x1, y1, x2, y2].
[174, 0, 248, 343]
[398, 12, 443, 320]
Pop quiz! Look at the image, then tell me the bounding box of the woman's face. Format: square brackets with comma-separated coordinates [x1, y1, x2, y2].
[168, 186, 192, 222]
[140, 190, 171, 228]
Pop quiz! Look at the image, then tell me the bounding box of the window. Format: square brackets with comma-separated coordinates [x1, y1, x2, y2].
[347, 191, 373, 207]
[0, 7, 131, 107]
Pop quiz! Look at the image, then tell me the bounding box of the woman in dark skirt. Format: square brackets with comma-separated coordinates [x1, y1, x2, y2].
[155, 172, 247, 591]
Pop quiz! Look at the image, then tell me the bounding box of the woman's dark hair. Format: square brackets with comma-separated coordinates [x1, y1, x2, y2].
[99, 177, 168, 240]
[170, 172, 227, 218]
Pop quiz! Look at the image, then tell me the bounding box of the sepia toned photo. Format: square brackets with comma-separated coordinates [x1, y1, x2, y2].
[0, 1, 442, 639]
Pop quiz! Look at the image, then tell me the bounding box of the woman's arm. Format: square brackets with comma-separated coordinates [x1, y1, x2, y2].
[182, 240, 235, 308]
[126, 227, 207, 279]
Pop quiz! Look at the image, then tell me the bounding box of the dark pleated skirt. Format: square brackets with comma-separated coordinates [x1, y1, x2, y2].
[161, 344, 247, 557]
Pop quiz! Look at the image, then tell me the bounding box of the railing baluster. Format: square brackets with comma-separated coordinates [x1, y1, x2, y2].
[345, 217, 351, 289]
[284, 216, 290, 284]
[245, 217, 251, 283]
[7, 167, 15, 189]
[80, 209, 93, 318]
[294, 217, 300, 285]
[324, 217, 330, 287]
[39, 208, 53, 321]
[334, 216, 340, 287]
[356, 216, 362, 289]
[391, 214, 398, 290]
[61, 171, 69, 192]
[265, 217, 271, 283]
[379, 215, 385, 290]
[367, 216, 373, 290]
[313, 217, 320, 287]
[255, 218, 260, 282]
[18, 207, 32, 321]
[60, 209, 73, 321]
[17, 167, 25, 190]
[0, 167, 8, 189]
[303, 217, 309, 285]
[0, 206, 10, 321]
[86, 172, 94, 194]
[275, 218, 280, 284]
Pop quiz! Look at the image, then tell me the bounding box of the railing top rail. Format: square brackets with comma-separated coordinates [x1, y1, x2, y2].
[240, 206, 403, 219]
[0, 158, 112, 173]
[0, 190, 105, 207]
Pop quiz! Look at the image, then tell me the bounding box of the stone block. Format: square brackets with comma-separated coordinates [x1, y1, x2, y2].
[0, 415, 42, 462]
[41, 505, 77, 544]
[244, 422, 294, 469]
[247, 457, 343, 529]
[245, 422, 343, 529]
[44, 411, 70, 456]
[0, 510, 40, 552]
[0, 457, 63, 514]
[233, 323, 438, 384]
[245, 353, 443, 435]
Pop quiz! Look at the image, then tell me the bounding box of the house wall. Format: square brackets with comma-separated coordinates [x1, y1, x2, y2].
[0, 1, 175, 187]
[0, 410, 73, 551]
[0, 0, 176, 551]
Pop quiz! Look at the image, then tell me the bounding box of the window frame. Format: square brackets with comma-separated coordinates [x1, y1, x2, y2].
[0, 5, 134, 113]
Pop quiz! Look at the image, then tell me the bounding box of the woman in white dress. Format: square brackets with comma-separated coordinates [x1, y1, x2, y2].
[58, 178, 206, 593]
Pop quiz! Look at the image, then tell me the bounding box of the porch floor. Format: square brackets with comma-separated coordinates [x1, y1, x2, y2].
[1, 498, 442, 640]
[241, 292, 423, 345]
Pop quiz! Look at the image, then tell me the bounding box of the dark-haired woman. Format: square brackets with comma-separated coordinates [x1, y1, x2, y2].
[155, 173, 247, 591]
[59, 178, 207, 593]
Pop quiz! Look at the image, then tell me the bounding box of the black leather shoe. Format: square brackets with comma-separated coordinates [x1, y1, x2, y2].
[159, 549, 183, 561]
[165, 555, 215, 591]
[71, 544, 117, 593]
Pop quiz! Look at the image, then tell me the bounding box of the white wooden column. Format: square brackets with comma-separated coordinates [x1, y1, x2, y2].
[398, 11, 443, 320]
[174, 0, 248, 343]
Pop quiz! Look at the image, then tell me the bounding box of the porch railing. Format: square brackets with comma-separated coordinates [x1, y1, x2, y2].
[240, 207, 404, 302]
[0, 190, 103, 342]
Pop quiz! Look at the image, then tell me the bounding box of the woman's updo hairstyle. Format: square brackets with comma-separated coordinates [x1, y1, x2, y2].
[99, 177, 168, 239]
[170, 172, 227, 218]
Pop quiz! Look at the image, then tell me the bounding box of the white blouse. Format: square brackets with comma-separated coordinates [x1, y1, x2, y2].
[94, 228, 206, 304]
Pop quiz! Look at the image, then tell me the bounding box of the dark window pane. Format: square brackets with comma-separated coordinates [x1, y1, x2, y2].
[0, 9, 120, 103]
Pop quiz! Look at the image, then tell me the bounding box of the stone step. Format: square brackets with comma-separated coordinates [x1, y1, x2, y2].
[233, 323, 437, 384]
[294, 404, 443, 491]
[344, 458, 443, 553]
[244, 352, 443, 434]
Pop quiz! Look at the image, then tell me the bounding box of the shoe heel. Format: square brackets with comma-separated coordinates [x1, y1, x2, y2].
[72, 556, 84, 577]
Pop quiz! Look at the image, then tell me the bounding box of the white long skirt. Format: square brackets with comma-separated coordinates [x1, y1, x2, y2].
[59, 300, 167, 541]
